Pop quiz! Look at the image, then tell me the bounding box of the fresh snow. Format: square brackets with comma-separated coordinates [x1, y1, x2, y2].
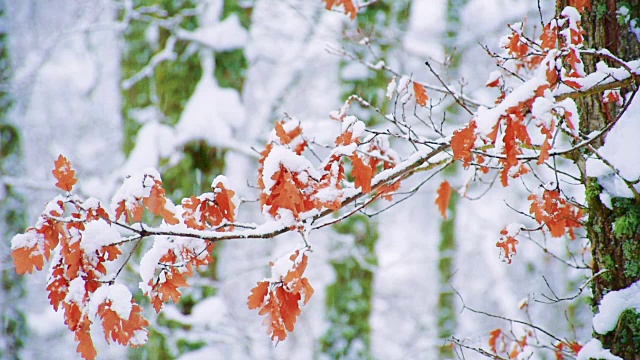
[577, 339, 623, 360]
[593, 279, 640, 335]
[586, 93, 640, 197]
[89, 284, 134, 320]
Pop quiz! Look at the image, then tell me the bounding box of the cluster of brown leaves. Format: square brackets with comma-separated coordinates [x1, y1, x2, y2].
[181, 181, 236, 230]
[114, 175, 178, 225]
[259, 118, 399, 224]
[12, 156, 148, 360]
[529, 189, 583, 239]
[487, 327, 582, 359]
[248, 250, 315, 341]
[146, 244, 214, 313]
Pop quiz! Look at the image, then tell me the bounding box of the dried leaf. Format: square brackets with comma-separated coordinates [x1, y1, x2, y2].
[435, 181, 452, 219]
[489, 328, 502, 353]
[350, 153, 373, 193]
[413, 81, 429, 107]
[451, 121, 477, 168]
[496, 227, 519, 264]
[12, 246, 45, 275]
[52, 155, 78, 192]
[248, 281, 270, 310]
[75, 322, 97, 360]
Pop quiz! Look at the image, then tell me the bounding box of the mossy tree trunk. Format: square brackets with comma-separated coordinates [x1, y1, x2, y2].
[0, 8, 28, 358]
[436, 0, 467, 356]
[121, 1, 250, 358]
[321, 3, 411, 358]
[559, 1, 640, 358]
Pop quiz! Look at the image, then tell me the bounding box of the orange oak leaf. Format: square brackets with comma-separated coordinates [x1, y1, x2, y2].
[267, 167, 306, 217]
[508, 32, 529, 58]
[52, 154, 78, 192]
[350, 153, 373, 193]
[528, 190, 583, 239]
[569, 341, 583, 354]
[142, 180, 179, 225]
[566, 48, 583, 77]
[435, 181, 452, 219]
[413, 81, 429, 107]
[75, 320, 97, 360]
[98, 301, 149, 346]
[323, 0, 357, 20]
[214, 182, 236, 224]
[12, 246, 45, 275]
[451, 120, 477, 168]
[46, 264, 68, 311]
[249, 251, 314, 342]
[377, 179, 402, 201]
[248, 281, 270, 310]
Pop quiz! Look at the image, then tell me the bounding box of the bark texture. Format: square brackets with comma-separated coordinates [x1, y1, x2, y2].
[559, 0, 640, 358]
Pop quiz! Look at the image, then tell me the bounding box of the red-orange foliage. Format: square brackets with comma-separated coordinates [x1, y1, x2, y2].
[248, 250, 314, 341]
[451, 120, 477, 168]
[322, 0, 357, 20]
[497, 226, 520, 264]
[350, 153, 374, 194]
[435, 180, 452, 219]
[413, 81, 429, 107]
[529, 189, 583, 239]
[52, 154, 78, 192]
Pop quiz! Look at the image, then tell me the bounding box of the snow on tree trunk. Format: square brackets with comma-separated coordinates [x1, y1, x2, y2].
[560, 0, 640, 358]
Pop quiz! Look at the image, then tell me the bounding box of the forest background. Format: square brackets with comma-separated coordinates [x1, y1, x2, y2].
[1, 0, 639, 359]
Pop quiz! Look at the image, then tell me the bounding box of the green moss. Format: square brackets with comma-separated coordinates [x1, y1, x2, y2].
[585, 179, 603, 203]
[595, 3, 608, 18]
[600, 254, 615, 284]
[612, 198, 640, 238]
[623, 240, 640, 278]
[614, 309, 640, 351]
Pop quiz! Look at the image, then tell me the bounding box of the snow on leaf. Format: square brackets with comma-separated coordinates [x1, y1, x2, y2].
[52, 154, 78, 192]
[98, 300, 149, 346]
[12, 245, 45, 275]
[508, 32, 529, 58]
[435, 180, 452, 219]
[413, 81, 429, 107]
[540, 23, 557, 50]
[249, 250, 314, 342]
[497, 226, 520, 264]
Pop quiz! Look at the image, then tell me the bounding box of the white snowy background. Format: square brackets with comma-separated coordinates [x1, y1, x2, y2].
[2, 0, 638, 359]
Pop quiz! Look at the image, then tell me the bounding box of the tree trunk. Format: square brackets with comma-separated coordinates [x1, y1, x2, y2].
[559, 1, 640, 358]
